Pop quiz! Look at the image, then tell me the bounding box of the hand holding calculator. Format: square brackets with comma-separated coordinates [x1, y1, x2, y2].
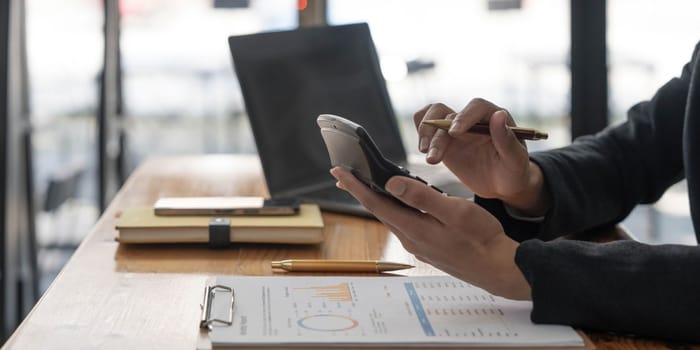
[317, 114, 444, 198]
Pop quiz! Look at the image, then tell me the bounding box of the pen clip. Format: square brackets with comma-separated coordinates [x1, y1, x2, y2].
[200, 284, 235, 330]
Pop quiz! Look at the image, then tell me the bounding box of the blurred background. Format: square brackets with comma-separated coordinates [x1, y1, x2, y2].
[2, 0, 700, 341]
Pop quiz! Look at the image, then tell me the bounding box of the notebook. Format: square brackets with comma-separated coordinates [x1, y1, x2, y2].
[115, 204, 324, 245]
[197, 275, 588, 348]
[228, 23, 471, 217]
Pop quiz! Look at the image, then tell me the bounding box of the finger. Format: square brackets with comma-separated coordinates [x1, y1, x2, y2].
[425, 112, 456, 164]
[412, 103, 432, 130]
[489, 110, 527, 164]
[331, 167, 420, 219]
[362, 206, 422, 254]
[448, 97, 499, 136]
[384, 175, 471, 225]
[416, 103, 455, 153]
[331, 167, 437, 241]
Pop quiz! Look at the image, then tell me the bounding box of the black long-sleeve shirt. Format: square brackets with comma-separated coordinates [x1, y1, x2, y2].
[478, 41, 700, 342]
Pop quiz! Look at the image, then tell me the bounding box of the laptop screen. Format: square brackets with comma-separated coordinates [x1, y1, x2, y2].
[228, 23, 406, 196]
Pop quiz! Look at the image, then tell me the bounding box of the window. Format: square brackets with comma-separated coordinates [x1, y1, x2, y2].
[329, 0, 571, 153]
[121, 0, 297, 171]
[27, 0, 103, 291]
[609, 0, 700, 244]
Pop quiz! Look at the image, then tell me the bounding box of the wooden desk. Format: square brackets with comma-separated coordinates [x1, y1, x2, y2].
[0, 155, 688, 349]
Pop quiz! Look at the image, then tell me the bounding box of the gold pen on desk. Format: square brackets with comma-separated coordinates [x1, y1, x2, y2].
[271, 259, 414, 273]
[421, 119, 549, 141]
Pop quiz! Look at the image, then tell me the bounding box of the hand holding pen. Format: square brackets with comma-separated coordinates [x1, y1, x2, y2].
[414, 100, 550, 217]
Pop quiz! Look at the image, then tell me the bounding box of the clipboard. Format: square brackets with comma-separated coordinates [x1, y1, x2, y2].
[197, 277, 234, 350]
[200, 282, 235, 329]
[196, 276, 593, 349]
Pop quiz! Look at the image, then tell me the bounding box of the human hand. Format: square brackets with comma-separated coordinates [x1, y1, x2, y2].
[414, 99, 548, 216]
[330, 167, 531, 300]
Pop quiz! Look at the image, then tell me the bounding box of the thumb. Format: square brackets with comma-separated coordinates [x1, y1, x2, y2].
[490, 110, 526, 164]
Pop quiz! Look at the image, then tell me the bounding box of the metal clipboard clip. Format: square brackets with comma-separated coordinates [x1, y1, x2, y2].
[200, 284, 235, 329]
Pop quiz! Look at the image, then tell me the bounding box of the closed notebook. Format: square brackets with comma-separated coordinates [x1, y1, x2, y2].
[116, 204, 324, 244]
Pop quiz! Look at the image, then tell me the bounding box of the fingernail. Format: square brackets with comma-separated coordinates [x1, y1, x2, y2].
[427, 147, 438, 159]
[419, 137, 429, 152]
[449, 120, 462, 133]
[385, 178, 406, 197]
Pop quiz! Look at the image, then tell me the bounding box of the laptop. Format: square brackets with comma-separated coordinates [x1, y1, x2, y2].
[228, 23, 471, 217]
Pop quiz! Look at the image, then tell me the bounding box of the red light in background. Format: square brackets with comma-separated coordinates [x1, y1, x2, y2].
[298, 0, 308, 11]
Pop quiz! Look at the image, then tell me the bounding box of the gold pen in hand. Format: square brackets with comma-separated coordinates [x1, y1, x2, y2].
[271, 259, 414, 273]
[421, 119, 548, 141]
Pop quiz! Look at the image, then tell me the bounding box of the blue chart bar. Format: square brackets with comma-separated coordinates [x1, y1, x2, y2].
[404, 283, 435, 336]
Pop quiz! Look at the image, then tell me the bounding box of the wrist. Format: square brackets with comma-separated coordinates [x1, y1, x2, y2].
[503, 162, 550, 216]
[484, 234, 531, 300]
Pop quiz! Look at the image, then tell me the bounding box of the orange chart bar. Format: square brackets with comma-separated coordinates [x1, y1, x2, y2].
[295, 283, 352, 302]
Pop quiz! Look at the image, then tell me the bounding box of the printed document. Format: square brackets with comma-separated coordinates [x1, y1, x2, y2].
[207, 275, 584, 347]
